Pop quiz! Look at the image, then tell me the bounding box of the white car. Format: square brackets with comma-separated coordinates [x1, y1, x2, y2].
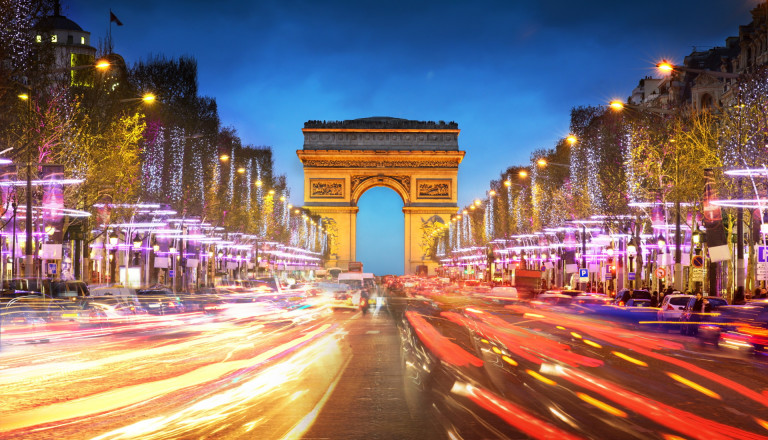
[657, 294, 693, 325]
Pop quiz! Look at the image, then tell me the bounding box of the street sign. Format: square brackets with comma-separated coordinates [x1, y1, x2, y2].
[579, 268, 589, 282]
[47, 262, 57, 275]
[690, 267, 704, 282]
[604, 266, 613, 280]
[169, 269, 175, 278]
[628, 272, 636, 281]
[758, 246, 768, 263]
[758, 262, 768, 281]
[691, 255, 704, 268]
[655, 267, 667, 279]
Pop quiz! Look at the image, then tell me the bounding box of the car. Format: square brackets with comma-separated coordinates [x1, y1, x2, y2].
[78, 295, 149, 327]
[533, 292, 573, 307]
[625, 298, 652, 307]
[486, 286, 519, 299]
[614, 289, 651, 306]
[657, 294, 694, 326]
[1, 295, 82, 334]
[135, 289, 186, 315]
[715, 300, 768, 353]
[51, 280, 90, 299]
[570, 294, 613, 313]
[679, 295, 729, 336]
[89, 285, 136, 300]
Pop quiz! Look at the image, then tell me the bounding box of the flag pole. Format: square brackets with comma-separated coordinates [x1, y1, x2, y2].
[108, 9, 113, 53]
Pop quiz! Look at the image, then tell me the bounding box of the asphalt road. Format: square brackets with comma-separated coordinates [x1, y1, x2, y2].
[302, 306, 444, 440]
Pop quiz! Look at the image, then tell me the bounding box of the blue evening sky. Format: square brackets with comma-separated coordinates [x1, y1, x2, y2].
[67, 0, 757, 275]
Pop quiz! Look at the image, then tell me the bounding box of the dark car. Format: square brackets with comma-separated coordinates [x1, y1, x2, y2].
[717, 300, 768, 353]
[135, 289, 186, 315]
[679, 295, 729, 336]
[614, 289, 651, 306]
[51, 280, 90, 299]
[1, 295, 82, 333]
[2, 278, 53, 298]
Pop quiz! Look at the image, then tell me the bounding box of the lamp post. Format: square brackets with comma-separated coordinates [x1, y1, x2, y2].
[627, 238, 637, 290]
[657, 234, 666, 292]
[109, 232, 118, 284]
[656, 60, 745, 295]
[17, 92, 34, 277]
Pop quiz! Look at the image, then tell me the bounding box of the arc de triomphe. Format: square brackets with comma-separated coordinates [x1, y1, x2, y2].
[297, 117, 465, 275]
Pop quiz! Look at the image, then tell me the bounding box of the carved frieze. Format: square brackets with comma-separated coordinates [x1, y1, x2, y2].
[392, 175, 411, 193]
[350, 175, 411, 195]
[310, 178, 344, 198]
[417, 179, 451, 199]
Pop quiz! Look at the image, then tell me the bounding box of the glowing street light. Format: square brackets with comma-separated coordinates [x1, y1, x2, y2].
[95, 59, 112, 70]
[609, 100, 625, 111]
[566, 134, 578, 145]
[536, 158, 569, 168]
[119, 93, 156, 104]
[655, 59, 740, 79]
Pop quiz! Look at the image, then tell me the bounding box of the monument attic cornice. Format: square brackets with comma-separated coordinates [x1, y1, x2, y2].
[296, 149, 465, 168]
[302, 128, 461, 134]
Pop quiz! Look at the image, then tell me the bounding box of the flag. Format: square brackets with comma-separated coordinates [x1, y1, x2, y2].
[110, 11, 123, 26]
[702, 168, 729, 261]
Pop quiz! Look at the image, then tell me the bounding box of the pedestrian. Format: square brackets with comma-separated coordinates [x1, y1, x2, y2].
[651, 291, 659, 308]
[753, 288, 763, 300]
[692, 291, 704, 311]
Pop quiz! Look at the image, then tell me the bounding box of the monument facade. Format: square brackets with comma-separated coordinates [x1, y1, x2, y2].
[297, 117, 464, 275]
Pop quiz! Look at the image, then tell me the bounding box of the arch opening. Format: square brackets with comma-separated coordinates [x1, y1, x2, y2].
[356, 186, 404, 275]
[351, 175, 410, 206]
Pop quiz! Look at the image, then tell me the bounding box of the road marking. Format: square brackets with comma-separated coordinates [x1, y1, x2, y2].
[365, 331, 380, 334]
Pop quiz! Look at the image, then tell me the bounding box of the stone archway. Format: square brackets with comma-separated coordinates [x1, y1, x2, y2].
[297, 117, 465, 275]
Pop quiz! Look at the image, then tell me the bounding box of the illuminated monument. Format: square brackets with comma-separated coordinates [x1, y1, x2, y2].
[297, 117, 465, 275]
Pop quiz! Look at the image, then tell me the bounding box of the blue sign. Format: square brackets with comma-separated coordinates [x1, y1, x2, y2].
[48, 262, 57, 275]
[579, 268, 589, 278]
[628, 272, 636, 281]
[169, 269, 175, 278]
[758, 246, 768, 263]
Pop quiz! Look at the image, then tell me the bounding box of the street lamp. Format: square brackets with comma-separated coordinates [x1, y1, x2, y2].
[655, 59, 740, 79]
[627, 238, 637, 289]
[17, 92, 34, 277]
[536, 158, 569, 168]
[118, 93, 156, 103]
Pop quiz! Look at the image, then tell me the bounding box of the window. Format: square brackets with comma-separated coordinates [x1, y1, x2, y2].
[35, 35, 41, 43]
[51, 34, 57, 43]
[80, 36, 85, 44]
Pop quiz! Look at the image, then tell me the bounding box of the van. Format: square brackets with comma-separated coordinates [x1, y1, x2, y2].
[337, 272, 364, 290]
